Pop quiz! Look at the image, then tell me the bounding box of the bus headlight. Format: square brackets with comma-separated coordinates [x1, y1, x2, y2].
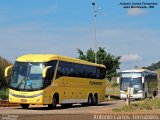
[9, 92, 44, 98]
[33, 92, 44, 97]
[138, 90, 143, 93]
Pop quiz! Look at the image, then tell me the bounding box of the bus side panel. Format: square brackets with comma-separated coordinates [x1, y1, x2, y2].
[51, 77, 106, 104]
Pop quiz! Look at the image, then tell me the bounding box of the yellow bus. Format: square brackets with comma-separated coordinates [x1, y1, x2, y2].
[5, 54, 106, 109]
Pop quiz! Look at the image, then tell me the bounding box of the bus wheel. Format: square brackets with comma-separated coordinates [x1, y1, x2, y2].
[145, 92, 147, 99]
[21, 104, 29, 109]
[93, 94, 98, 105]
[152, 92, 156, 99]
[87, 94, 93, 106]
[48, 96, 57, 109]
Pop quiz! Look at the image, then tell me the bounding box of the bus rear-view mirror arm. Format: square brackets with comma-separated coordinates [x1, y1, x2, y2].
[42, 66, 52, 78]
[117, 77, 120, 83]
[5, 65, 13, 77]
[142, 77, 144, 83]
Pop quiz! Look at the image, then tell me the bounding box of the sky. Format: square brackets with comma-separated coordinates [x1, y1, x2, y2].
[0, 0, 159, 70]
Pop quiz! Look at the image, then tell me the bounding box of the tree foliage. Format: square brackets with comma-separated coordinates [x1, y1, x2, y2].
[111, 80, 119, 91]
[77, 47, 121, 81]
[0, 56, 12, 87]
[0, 86, 9, 100]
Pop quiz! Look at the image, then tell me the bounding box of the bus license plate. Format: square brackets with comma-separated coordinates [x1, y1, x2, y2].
[21, 99, 27, 102]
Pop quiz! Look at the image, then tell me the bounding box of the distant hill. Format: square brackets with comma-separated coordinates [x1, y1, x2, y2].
[0, 56, 12, 86]
[143, 61, 160, 71]
[143, 61, 160, 84]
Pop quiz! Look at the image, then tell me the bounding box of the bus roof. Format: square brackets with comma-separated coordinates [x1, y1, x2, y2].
[121, 68, 151, 73]
[16, 54, 105, 68]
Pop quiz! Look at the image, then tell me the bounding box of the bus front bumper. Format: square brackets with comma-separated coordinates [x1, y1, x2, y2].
[120, 92, 143, 100]
[9, 91, 44, 105]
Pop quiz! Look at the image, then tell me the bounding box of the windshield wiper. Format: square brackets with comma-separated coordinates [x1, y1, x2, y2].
[16, 77, 26, 89]
[24, 79, 33, 90]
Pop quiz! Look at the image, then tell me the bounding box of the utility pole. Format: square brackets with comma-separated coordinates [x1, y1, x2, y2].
[92, 0, 97, 63]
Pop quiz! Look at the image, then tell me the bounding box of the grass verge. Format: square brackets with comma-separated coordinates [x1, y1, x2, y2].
[105, 87, 120, 101]
[113, 98, 160, 112]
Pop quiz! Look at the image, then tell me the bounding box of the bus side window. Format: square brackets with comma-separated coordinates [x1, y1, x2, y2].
[44, 67, 54, 87]
[66, 62, 73, 76]
[100, 67, 106, 79]
[89, 66, 96, 79]
[56, 61, 66, 78]
[87, 65, 92, 78]
[74, 64, 82, 77]
[82, 65, 87, 78]
[69, 63, 74, 76]
[74, 64, 79, 77]
[47, 68, 52, 80]
[96, 68, 100, 79]
[46, 60, 57, 81]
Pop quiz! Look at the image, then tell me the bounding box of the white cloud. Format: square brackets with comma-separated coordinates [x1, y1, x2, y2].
[127, 8, 147, 16]
[121, 54, 143, 62]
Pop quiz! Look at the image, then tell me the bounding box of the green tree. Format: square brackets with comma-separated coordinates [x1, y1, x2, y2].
[77, 47, 121, 81]
[0, 86, 9, 100]
[111, 80, 119, 91]
[0, 56, 12, 100]
[0, 56, 12, 86]
[77, 48, 95, 62]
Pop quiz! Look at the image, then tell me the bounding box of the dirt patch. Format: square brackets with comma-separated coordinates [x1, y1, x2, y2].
[0, 100, 19, 107]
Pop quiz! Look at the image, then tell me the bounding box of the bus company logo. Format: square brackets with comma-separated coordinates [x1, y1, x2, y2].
[89, 81, 103, 86]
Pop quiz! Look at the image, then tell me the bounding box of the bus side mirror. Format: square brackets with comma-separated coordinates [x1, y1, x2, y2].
[142, 77, 144, 83]
[42, 66, 52, 78]
[5, 65, 13, 77]
[117, 77, 120, 83]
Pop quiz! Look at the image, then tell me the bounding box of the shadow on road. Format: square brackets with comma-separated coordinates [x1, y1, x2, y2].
[16, 102, 116, 111]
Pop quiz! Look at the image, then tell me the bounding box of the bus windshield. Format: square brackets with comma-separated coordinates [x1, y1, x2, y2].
[10, 62, 45, 91]
[120, 77, 142, 91]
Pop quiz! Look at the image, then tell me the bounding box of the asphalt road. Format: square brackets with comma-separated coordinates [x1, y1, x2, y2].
[0, 100, 124, 114]
[0, 100, 125, 120]
[0, 90, 160, 120]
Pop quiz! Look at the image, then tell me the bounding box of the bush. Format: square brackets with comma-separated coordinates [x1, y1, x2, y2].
[0, 87, 9, 100]
[110, 79, 119, 91]
[0, 56, 12, 86]
[113, 104, 136, 112]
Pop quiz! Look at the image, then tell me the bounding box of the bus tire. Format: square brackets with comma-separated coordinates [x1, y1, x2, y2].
[48, 95, 58, 109]
[93, 94, 98, 105]
[21, 104, 29, 109]
[145, 92, 147, 99]
[87, 94, 93, 106]
[152, 94, 155, 99]
[152, 91, 156, 99]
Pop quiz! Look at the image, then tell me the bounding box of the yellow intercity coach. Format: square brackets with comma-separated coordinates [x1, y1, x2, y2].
[5, 54, 106, 109]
